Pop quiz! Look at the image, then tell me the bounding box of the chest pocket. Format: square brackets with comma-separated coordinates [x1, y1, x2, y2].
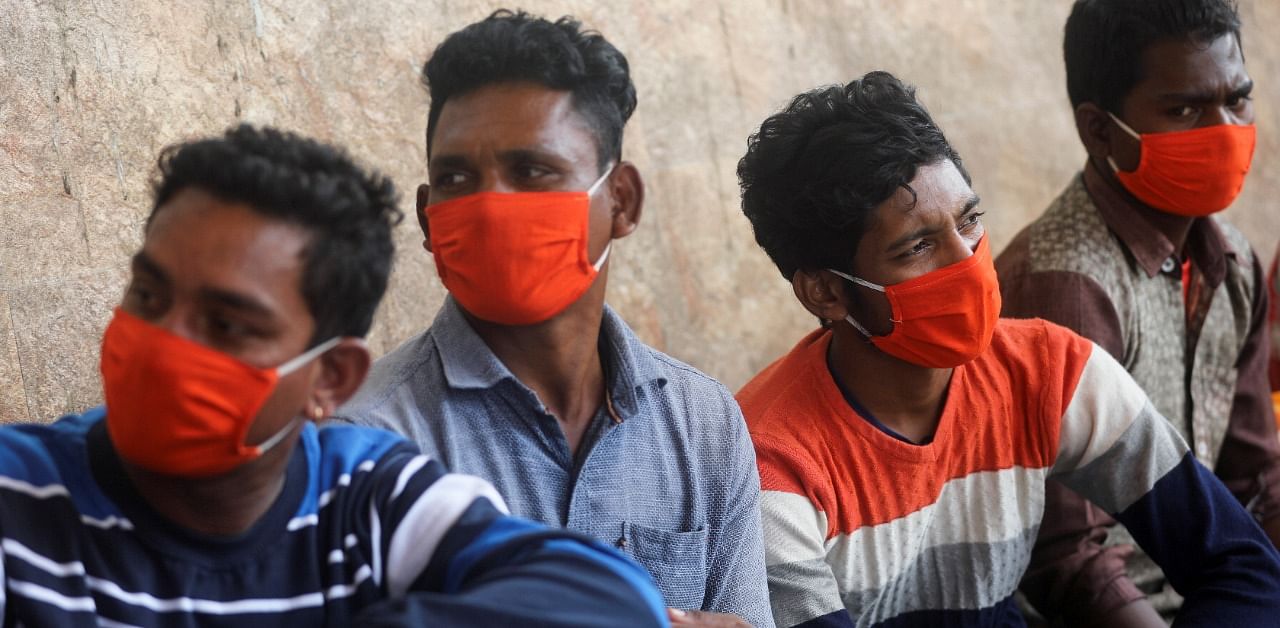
[621, 521, 708, 610]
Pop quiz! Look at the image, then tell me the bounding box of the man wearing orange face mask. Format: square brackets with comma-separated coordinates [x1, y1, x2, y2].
[0, 125, 668, 627]
[737, 69, 1280, 628]
[338, 10, 771, 627]
[994, 1, 1280, 625]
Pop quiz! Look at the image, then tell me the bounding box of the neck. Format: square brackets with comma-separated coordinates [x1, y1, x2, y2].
[828, 325, 952, 443]
[123, 428, 297, 537]
[464, 281, 608, 451]
[1092, 156, 1197, 255]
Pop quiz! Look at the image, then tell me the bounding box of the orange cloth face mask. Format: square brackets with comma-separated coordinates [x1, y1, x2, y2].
[426, 167, 613, 326]
[828, 235, 1002, 368]
[1107, 113, 1256, 217]
[100, 308, 338, 477]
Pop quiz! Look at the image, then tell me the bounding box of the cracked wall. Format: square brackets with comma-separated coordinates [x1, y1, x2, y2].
[2, 0, 1278, 422]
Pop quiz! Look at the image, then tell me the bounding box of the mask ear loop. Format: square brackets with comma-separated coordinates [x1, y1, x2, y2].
[276, 336, 342, 376]
[1106, 112, 1143, 174]
[587, 162, 618, 271]
[826, 269, 885, 341]
[254, 336, 344, 455]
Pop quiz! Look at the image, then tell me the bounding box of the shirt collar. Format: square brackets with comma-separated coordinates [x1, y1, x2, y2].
[430, 296, 515, 390]
[1082, 160, 1235, 286]
[429, 297, 668, 418]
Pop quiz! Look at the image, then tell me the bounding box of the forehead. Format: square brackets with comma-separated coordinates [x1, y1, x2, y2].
[872, 160, 972, 225]
[431, 82, 599, 167]
[144, 188, 310, 306]
[1135, 33, 1247, 93]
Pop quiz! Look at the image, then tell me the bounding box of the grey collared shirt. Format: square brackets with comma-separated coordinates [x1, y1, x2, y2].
[337, 298, 774, 626]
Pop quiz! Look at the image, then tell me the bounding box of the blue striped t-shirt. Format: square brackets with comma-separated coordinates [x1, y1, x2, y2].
[0, 408, 667, 626]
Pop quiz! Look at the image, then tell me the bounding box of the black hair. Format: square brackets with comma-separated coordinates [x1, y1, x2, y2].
[149, 124, 402, 344]
[1064, 0, 1242, 113]
[737, 71, 969, 281]
[423, 9, 637, 171]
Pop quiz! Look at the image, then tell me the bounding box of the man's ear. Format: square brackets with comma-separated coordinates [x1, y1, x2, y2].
[608, 161, 644, 240]
[416, 183, 432, 253]
[1074, 102, 1114, 162]
[309, 339, 372, 418]
[792, 269, 852, 323]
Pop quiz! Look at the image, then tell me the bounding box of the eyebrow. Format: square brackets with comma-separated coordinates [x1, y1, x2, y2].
[199, 286, 275, 318]
[428, 147, 573, 172]
[134, 251, 275, 318]
[131, 252, 168, 283]
[1158, 79, 1254, 105]
[885, 194, 981, 253]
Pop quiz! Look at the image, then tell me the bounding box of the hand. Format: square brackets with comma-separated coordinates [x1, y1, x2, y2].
[668, 608, 751, 627]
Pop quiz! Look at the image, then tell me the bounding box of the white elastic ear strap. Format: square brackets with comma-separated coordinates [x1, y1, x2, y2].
[827, 269, 885, 293]
[844, 315, 874, 338]
[1108, 112, 1141, 140]
[255, 417, 299, 454]
[587, 163, 616, 196]
[276, 336, 342, 376]
[592, 241, 613, 271]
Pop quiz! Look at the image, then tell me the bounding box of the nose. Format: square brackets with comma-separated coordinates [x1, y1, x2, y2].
[1206, 103, 1252, 127]
[149, 305, 198, 343]
[479, 172, 518, 195]
[941, 230, 978, 267]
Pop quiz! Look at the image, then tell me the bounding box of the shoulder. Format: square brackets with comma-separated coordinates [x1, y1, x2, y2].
[308, 422, 422, 490]
[737, 330, 826, 429]
[340, 327, 440, 428]
[984, 319, 1094, 375]
[1214, 217, 1256, 267]
[1212, 217, 1261, 294]
[0, 409, 101, 485]
[608, 313, 743, 427]
[642, 345, 738, 408]
[974, 320, 1095, 415]
[1013, 176, 1128, 279]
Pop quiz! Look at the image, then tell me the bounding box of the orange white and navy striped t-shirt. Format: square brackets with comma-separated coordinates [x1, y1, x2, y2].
[740, 318, 1280, 628]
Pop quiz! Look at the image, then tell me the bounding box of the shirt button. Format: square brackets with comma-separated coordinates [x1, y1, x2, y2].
[1161, 257, 1177, 274]
[616, 536, 627, 549]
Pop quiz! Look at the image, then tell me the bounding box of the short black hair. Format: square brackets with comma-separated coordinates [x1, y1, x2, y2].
[423, 9, 637, 171]
[149, 124, 402, 344]
[737, 71, 969, 280]
[1064, 0, 1243, 113]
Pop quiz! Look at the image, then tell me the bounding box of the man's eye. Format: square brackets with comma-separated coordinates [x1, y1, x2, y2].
[962, 211, 985, 229]
[1170, 105, 1198, 118]
[514, 164, 551, 180]
[433, 172, 466, 188]
[124, 283, 163, 312]
[209, 317, 251, 339]
[903, 241, 931, 257]
[1227, 94, 1253, 108]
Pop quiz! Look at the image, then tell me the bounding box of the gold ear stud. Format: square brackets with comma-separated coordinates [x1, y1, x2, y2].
[311, 405, 325, 420]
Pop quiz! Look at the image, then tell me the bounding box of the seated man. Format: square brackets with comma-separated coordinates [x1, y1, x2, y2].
[0, 125, 666, 627]
[734, 71, 1280, 627]
[338, 10, 770, 626]
[1271, 242, 1279, 394]
[995, 1, 1280, 623]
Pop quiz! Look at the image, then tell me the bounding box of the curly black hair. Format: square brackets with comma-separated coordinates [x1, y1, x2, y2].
[148, 124, 402, 344]
[1065, 0, 1242, 113]
[423, 9, 637, 171]
[737, 71, 969, 280]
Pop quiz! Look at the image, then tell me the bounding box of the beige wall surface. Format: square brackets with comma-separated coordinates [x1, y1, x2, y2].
[2, 0, 1277, 423]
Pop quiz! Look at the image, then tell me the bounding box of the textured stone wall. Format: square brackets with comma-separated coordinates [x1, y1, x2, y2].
[2, 0, 1278, 423]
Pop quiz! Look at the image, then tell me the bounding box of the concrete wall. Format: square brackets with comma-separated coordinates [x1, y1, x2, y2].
[2, 0, 1277, 423]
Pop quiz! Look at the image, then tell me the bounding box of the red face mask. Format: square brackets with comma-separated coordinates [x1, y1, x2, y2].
[1108, 113, 1256, 217]
[426, 167, 614, 326]
[828, 235, 1002, 368]
[100, 308, 338, 477]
